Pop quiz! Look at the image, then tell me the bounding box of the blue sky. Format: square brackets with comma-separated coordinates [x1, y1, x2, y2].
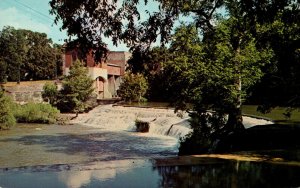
[0, 0, 141, 50]
[0, 0, 67, 44]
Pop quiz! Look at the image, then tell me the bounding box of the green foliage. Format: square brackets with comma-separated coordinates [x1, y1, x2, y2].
[118, 73, 148, 102]
[42, 82, 58, 105]
[57, 60, 94, 112]
[0, 26, 63, 81]
[50, 0, 300, 154]
[247, 13, 300, 109]
[179, 111, 226, 155]
[167, 22, 273, 154]
[0, 59, 7, 82]
[202, 18, 273, 110]
[0, 89, 16, 130]
[13, 103, 59, 124]
[127, 46, 169, 101]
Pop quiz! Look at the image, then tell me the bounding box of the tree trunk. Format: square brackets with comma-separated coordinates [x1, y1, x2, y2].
[226, 107, 244, 131]
[226, 38, 245, 132]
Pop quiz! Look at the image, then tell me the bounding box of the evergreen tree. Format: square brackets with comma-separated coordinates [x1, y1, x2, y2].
[58, 60, 94, 113]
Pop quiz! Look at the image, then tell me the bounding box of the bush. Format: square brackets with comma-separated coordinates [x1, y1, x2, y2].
[178, 112, 226, 155]
[42, 82, 58, 105]
[118, 73, 148, 102]
[13, 103, 60, 124]
[0, 89, 16, 130]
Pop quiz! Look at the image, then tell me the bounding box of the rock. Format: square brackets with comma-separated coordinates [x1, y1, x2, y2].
[135, 120, 150, 133]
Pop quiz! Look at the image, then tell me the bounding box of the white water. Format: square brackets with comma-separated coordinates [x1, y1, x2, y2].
[73, 105, 274, 140]
[73, 105, 192, 139]
[243, 116, 273, 128]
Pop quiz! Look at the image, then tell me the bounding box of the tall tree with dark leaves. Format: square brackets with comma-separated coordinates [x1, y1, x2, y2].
[50, 0, 300, 130]
[0, 27, 63, 81]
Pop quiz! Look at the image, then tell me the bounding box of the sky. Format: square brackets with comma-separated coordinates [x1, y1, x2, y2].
[0, 0, 67, 43]
[0, 0, 150, 51]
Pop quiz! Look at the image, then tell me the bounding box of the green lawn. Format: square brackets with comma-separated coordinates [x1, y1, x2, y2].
[242, 105, 300, 125]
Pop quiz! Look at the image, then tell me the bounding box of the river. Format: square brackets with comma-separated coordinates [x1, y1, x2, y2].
[1, 105, 300, 188]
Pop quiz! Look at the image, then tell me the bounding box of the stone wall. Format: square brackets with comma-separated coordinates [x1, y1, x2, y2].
[2, 81, 55, 104]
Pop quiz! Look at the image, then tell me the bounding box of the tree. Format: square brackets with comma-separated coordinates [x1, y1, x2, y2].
[0, 59, 7, 82]
[0, 26, 63, 81]
[0, 88, 16, 130]
[50, 0, 300, 136]
[25, 31, 60, 80]
[127, 46, 169, 101]
[247, 12, 300, 112]
[159, 22, 272, 153]
[0, 26, 27, 82]
[50, 0, 299, 50]
[204, 18, 273, 130]
[118, 73, 148, 102]
[57, 60, 94, 113]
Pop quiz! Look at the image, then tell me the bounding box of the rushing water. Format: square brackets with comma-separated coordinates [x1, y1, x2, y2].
[72, 105, 192, 138]
[73, 105, 273, 138]
[2, 105, 296, 188]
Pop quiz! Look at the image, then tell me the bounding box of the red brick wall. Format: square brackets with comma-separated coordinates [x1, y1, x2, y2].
[107, 66, 121, 75]
[65, 51, 73, 68]
[86, 51, 95, 67]
[64, 49, 128, 76]
[107, 52, 126, 75]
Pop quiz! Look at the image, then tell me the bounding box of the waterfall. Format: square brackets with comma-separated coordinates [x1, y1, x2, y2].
[148, 118, 192, 139]
[72, 105, 273, 139]
[72, 105, 192, 139]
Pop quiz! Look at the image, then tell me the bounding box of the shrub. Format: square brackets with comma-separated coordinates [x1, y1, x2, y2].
[13, 103, 60, 124]
[118, 73, 148, 102]
[0, 88, 16, 130]
[178, 112, 226, 155]
[42, 82, 58, 105]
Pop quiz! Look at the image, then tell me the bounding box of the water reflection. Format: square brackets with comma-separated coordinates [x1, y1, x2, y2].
[58, 160, 148, 188]
[155, 160, 300, 188]
[57, 160, 160, 188]
[0, 160, 159, 188]
[2, 159, 300, 188]
[59, 164, 116, 188]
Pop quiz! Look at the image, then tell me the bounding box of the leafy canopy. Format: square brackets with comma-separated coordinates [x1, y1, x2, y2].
[0, 26, 62, 82]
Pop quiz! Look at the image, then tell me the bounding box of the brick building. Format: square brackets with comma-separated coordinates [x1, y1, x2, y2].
[63, 49, 131, 99]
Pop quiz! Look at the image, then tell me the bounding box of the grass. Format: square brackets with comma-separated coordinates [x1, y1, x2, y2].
[242, 105, 300, 125]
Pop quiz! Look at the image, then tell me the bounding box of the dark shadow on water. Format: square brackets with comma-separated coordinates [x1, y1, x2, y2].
[154, 159, 300, 188]
[0, 132, 177, 161]
[274, 120, 300, 125]
[216, 124, 300, 153]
